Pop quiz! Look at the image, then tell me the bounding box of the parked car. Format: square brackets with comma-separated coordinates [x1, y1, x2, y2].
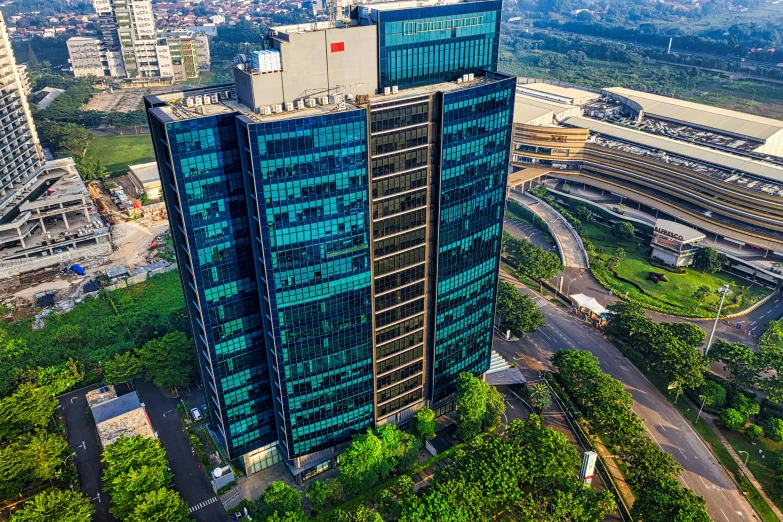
[190, 407, 203, 421]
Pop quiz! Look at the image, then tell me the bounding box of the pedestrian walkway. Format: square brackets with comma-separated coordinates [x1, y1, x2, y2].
[706, 414, 783, 521]
[508, 190, 589, 269]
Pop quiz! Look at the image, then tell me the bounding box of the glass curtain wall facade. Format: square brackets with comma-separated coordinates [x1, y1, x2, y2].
[146, 109, 277, 459]
[376, 0, 501, 90]
[432, 73, 515, 402]
[239, 110, 376, 460]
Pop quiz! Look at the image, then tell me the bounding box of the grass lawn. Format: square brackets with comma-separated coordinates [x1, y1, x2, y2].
[721, 427, 783, 511]
[88, 134, 156, 176]
[583, 222, 771, 316]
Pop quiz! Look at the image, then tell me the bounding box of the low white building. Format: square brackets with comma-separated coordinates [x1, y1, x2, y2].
[650, 219, 705, 267]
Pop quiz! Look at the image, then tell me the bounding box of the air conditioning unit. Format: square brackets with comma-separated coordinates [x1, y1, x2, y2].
[329, 94, 344, 105]
[319, 96, 329, 105]
[296, 99, 305, 109]
[306, 98, 316, 108]
[456, 77, 463, 84]
[203, 96, 212, 105]
[285, 102, 294, 111]
[391, 85, 398, 94]
[211, 94, 219, 103]
[383, 87, 391, 95]
[467, 73, 474, 81]
[185, 97, 194, 107]
[195, 95, 203, 105]
[263, 106, 272, 115]
[223, 90, 232, 99]
[462, 74, 469, 82]
[274, 104, 283, 113]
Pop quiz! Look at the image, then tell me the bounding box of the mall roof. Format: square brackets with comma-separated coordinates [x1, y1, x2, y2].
[513, 93, 581, 124]
[605, 87, 783, 142]
[563, 116, 783, 184]
[517, 82, 600, 105]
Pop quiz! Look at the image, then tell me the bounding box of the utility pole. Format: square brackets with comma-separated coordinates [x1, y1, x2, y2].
[667, 37, 673, 54]
[704, 284, 731, 358]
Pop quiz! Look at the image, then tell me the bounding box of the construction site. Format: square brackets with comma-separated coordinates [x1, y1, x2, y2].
[0, 157, 171, 314]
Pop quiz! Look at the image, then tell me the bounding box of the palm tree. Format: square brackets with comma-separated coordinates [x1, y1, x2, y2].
[528, 383, 552, 413]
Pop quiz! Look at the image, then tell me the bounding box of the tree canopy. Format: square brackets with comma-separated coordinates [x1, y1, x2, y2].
[0, 383, 57, 440]
[455, 372, 506, 440]
[495, 281, 546, 337]
[9, 488, 94, 522]
[137, 330, 196, 390]
[250, 481, 305, 521]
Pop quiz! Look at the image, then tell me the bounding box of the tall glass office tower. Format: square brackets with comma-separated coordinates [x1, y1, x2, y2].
[145, 0, 514, 482]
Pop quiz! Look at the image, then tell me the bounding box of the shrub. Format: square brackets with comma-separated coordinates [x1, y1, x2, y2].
[746, 424, 763, 440]
[777, 454, 783, 472]
[721, 408, 746, 431]
[730, 393, 760, 420]
[767, 418, 783, 442]
[701, 381, 727, 408]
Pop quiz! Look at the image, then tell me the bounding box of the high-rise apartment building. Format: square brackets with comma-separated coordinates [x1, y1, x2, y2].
[144, 0, 514, 482]
[68, 0, 210, 80]
[0, 12, 44, 215]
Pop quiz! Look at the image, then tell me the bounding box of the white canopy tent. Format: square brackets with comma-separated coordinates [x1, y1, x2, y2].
[569, 293, 608, 317]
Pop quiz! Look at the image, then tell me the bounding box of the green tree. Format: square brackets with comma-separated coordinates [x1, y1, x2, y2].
[693, 246, 724, 273]
[26, 42, 38, 67]
[101, 436, 170, 487]
[483, 384, 506, 433]
[394, 475, 416, 497]
[729, 393, 760, 420]
[528, 383, 551, 412]
[103, 352, 142, 386]
[126, 488, 189, 522]
[700, 381, 727, 408]
[631, 478, 710, 522]
[758, 345, 783, 403]
[22, 431, 70, 483]
[252, 481, 304, 521]
[574, 205, 593, 222]
[0, 383, 57, 440]
[691, 285, 711, 307]
[621, 437, 681, 490]
[495, 282, 545, 337]
[415, 408, 436, 441]
[612, 221, 635, 240]
[108, 465, 173, 520]
[721, 408, 745, 431]
[37, 122, 93, 160]
[606, 247, 626, 270]
[746, 424, 763, 440]
[137, 330, 196, 390]
[649, 333, 706, 391]
[338, 425, 418, 495]
[603, 301, 645, 340]
[709, 339, 758, 391]
[767, 418, 783, 442]
[375, 489, 396, 517]
[305, 480, 328, 513]
[10, 488, 94, 522]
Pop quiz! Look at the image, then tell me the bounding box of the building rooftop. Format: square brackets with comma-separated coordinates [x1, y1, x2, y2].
[565, 116, 783, 195]
[513, 91, 580, 124]
[150, 74, 504, 123]
[90, 389, 155, 448]
[605, 87, 783, 142]
[517, 82, 600, 105]
[128, 162, 160, 184]
[654, 219, 706, 242]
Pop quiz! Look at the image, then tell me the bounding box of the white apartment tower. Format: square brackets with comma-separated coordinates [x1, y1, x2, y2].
[0, 13, 45, 217]
[92, 0, 173, 78]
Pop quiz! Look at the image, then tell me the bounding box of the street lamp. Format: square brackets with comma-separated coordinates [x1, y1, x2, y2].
[566, 278, 577, 296]
[695, 395, 707, 424]
[704, 284, 731, 358]
[738, 450, 750, 467]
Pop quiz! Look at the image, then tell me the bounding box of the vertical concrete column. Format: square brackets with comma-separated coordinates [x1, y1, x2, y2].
[39, 217, 46, 233]
[62, 212, 69, 229]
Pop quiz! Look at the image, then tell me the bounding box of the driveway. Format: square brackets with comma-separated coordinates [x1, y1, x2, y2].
[59, 384, 114, 522]
[133, 379, 228, 522]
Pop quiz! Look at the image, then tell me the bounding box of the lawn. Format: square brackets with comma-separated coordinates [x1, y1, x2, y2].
[583, 222, 771, 317]
[88, 134, 156, 176]
[721, 426, 783, 511]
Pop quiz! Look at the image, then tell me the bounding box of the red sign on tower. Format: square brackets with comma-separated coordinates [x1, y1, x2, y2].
[330, 42, 345, 53]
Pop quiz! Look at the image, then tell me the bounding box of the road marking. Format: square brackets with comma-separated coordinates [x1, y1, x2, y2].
[644, 424, 663, 450]
[750, 321, 756, 326]
[505, 401, 515, 409]
[697, 475, 708, 488]
[659, 424, 667, 432]
[189, 497, 218, 513]
[679, 447, 688, 459]
[720, 508, 730, 522]
[540, 331, 553, 341]
[679, 475, 690, 489]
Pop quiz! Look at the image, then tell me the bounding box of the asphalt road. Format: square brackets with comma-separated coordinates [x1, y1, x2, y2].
[133, 379, 228, 522]
[59, 384, 114, 522]
[495, 275, 760, 522]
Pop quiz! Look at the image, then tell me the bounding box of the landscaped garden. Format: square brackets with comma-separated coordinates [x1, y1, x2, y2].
[583, 221, 770, 317]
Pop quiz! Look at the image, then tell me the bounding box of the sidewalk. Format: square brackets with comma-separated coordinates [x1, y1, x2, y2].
[706, 414, 783, 521]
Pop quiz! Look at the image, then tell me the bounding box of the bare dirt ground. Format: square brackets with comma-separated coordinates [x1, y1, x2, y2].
[105, 220, 169, 272]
